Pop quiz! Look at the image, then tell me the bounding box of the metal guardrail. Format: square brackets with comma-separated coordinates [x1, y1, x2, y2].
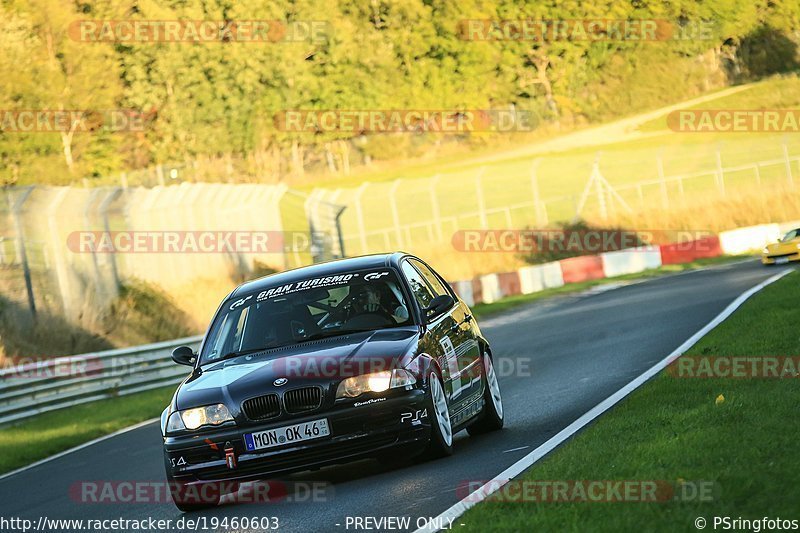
[0, 335, 203, 426]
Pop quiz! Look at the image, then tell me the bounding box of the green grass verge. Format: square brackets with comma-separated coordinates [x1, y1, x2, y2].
[0, 386, 175, 475]
[461, 269, 800, 532]
[471, 255, 750, 320]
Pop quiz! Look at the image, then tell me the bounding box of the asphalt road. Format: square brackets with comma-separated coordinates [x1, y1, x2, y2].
[0, 260, 793, 533]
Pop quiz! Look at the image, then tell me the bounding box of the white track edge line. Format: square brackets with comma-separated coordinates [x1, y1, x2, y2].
[0, 417, 159, 482]
[415, 268, 792, 532]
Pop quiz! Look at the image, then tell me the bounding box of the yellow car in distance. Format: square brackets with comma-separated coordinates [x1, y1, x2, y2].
[762, 228, 800, 265]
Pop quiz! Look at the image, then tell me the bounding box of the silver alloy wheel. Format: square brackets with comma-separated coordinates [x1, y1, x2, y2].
[485, 355, 503, 419]
[430, 374, 452, 446]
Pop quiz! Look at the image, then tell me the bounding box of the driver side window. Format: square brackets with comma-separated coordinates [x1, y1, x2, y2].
[409, 259, 449, 297]
[401, 262, 435, 309]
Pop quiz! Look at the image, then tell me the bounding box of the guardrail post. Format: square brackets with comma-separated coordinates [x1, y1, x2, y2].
[782, 140, 794, 187]
[475, 167, 488, 229]
[594, 159, 608, 221]
[530, 159, 547, 226]
[7, 187, 37, 318]
[657, 152, 670, 209]
[714, 148, 726, 197]
[389, 179, 404, 248]
[353, 183, 369, 254]
[99, 188, 123, 298]
[47, 187, 77, 317]
[429, 174, 443, 242]
[334, 205, 347, 258]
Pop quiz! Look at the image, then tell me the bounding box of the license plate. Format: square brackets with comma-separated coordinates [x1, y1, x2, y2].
[775, 257, 790, 264]
[244, 418, 330, 451]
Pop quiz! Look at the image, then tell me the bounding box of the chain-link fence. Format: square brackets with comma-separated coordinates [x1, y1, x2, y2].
[310, 137, 800, 256]
[0, 183, 346, 326]
[3, 136, 798, 330]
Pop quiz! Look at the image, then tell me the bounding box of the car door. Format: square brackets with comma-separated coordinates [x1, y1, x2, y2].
[408, 258, 483, 403]
[399, 260, 464, 410]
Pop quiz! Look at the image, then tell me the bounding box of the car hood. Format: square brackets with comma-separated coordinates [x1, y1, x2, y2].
[765, 240, 799, 254]
[175, 327, 419, 411]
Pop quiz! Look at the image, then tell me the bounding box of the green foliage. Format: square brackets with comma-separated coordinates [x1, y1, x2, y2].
[0, 277, 195, 359]
[1, 0, 798, 185]
[0, 292, 114, 359]
[104, 279, 196, 344]
[519, 219, 647, 265]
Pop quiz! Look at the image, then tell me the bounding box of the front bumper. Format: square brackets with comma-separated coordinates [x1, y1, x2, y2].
[762, 252, 800, 265]
[164, 390, 429, 484]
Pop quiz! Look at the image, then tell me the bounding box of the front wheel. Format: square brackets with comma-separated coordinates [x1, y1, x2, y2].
[467, 352, 504, 436]
[420, 370, 454, 459]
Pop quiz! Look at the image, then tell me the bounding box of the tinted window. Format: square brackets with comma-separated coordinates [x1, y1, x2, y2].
[409, 259, 449, 297]
[201, 269, 412, 364]
[401, 261, 435, 308]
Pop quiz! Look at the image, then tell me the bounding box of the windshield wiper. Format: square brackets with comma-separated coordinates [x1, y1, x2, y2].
[215, 346, 280, 362]
[303, 328, 374, 342]
[208, 330, 374, 364]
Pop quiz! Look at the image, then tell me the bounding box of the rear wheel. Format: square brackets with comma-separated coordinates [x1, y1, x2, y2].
[420, 370, 454, 459]
[467, 352, 504, 435]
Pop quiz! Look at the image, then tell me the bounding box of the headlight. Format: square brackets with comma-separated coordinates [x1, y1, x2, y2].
[166, 411, 185, 432]
[178, 404, 233, 430]
[762, 247, 769, 254]
[336, 369, 417, 399]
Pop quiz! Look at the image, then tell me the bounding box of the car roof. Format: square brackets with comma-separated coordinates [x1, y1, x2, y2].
[230, 252, 410, 298]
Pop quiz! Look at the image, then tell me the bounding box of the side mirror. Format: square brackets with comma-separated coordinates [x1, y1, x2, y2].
[423, 294, 455, 322]
[172, 345, 196, 366]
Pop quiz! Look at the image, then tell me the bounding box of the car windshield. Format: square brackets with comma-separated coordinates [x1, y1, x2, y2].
[200, 268, 413, 364]
[781, 229, 799, 242]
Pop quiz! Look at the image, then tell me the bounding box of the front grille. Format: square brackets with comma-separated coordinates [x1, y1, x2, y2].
[198, 434, 400, 480]
[242, 394, 281, 420]
[283, 387, 323, 414]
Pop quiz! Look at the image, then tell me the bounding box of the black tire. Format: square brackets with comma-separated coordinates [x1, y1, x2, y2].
[467, 352, 504, 436]
[419, 370, 454, 459]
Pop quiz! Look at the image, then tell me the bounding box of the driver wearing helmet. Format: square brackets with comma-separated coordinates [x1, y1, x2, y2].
[351, 284, 409, 323]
